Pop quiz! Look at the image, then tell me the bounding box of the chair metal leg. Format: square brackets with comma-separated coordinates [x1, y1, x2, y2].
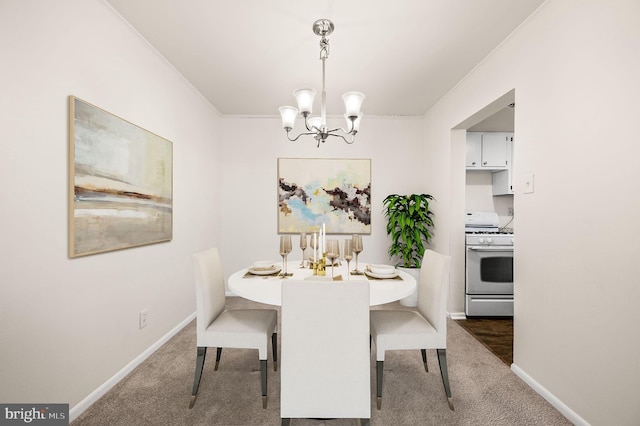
[437, 348, 454, 411]
[260, 359, 268, 409]
[421, 349, 429, 372]
[376, 360, 384, 410]
[281, 419, 291, 426]
[189, 347, 207, 409]
[214, 347, 222, 370]
[272, 332, 278, 371]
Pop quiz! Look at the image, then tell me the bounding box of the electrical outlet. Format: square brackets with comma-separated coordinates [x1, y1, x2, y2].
[508, 207, 514, 216]
[139, 309, 149, 329]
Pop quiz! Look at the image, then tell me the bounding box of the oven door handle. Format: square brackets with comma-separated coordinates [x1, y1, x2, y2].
[467, 246, 513, 251]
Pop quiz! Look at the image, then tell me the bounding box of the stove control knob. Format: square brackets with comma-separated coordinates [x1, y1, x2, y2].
[478, 238, 484, 243]
[486, 237, 493, 244]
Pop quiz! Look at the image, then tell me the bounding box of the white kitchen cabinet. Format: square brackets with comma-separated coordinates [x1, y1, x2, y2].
[466, 132, 512, 170]
[492, 136, 514, 195]
[492, 170, 512, 195]
[481, 133, 510, 168]
[465, 132, 482, 168]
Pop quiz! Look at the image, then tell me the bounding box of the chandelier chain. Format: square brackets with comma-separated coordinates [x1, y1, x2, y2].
[319, 37, 330, 60]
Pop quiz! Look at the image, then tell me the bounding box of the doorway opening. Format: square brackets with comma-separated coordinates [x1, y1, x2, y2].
[453, 89, 515, 365]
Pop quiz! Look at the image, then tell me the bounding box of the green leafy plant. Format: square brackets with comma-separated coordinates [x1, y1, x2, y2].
[382, 193, 435, 268]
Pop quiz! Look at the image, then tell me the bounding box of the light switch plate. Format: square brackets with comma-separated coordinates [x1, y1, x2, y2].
[522, 173, 534, 194]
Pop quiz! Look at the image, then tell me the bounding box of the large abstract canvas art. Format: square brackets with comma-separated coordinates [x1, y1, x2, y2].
[69, 96, 173, 257]
[278, 158, 371, 234]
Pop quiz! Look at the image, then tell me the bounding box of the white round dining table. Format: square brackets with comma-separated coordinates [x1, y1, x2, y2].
[227, 260, 416, 306]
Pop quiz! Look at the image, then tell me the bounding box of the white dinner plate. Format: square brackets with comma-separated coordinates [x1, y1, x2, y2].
[369, 264, 395, 275]
[364, 270, 399, 279]
[253, 260, 275, 269]
[247, 266, 282, 276]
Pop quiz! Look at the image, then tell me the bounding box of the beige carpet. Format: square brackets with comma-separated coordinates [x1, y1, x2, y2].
[72, 298, 571, 426]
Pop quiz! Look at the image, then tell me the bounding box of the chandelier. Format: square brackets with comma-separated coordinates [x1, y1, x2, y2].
[279, 19, 365, 148]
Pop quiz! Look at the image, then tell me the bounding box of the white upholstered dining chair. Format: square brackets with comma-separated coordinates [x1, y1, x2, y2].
[189, 247, 278, 409]
[280, 280, 371, 426]
[369, 249, 454, 410]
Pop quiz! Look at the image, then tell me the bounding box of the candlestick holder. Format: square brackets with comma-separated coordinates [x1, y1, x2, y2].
[317, 253, 327, 276]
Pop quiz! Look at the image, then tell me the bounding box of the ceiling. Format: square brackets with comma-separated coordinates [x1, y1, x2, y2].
[105, 0, 544, 117]
[468, 106, 514, 132]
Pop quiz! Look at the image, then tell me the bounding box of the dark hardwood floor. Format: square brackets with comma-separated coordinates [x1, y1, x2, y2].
[455, 318, 513, 365]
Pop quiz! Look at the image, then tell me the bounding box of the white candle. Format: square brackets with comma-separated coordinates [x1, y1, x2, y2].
[313, 233, 317, 262]
[322, 223, 326, 253]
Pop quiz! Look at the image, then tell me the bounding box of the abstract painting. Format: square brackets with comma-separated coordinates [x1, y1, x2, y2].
[69, 96, 173, 257]
[278, 158, 371, 234]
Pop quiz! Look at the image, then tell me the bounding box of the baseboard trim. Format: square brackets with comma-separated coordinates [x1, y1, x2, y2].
[448, 311, 466, 320]
[69, 311, 197, 422]
[511, 364, 590, 426]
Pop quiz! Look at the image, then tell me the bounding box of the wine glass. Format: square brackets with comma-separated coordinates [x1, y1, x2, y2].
[352, 234, 363, 275]
[280, 235, 292, 276]
[326, 239, 340, 278]
[343, 239, 353, 279]
[284, 236, 292, 274]
[299, 232, 307, 267]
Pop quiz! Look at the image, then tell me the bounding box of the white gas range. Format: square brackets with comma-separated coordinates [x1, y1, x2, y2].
[465, 212, 514, 317]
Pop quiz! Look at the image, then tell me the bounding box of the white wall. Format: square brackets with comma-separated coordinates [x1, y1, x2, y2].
[465, 171, 514, 228]
[218, 115, 427, 282]
[0, 0, 221, 410]
[424, 0, 640, 424]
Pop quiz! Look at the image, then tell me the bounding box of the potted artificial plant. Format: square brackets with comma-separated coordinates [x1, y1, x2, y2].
[382, 193, 435, 306]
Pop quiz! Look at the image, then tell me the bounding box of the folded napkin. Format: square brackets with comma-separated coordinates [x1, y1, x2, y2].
[251, 266, 277, 271]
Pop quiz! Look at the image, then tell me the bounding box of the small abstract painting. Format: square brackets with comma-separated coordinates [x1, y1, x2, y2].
[278, 158, 371, 234]
[69, 96, 173, 257]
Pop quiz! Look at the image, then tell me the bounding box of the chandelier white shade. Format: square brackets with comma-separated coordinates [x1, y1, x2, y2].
[278, 106, 299, 130]
[342, 92, 366, 117]
[279, 19, 365, 147]
[294, 88, 317, 115]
